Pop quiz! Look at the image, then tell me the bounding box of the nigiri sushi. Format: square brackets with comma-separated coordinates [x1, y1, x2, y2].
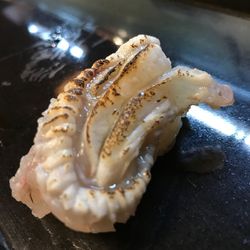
[10, 35, 234, 233]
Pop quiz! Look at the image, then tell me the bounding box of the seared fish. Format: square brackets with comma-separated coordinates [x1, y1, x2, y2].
[10, 35, 234, 233]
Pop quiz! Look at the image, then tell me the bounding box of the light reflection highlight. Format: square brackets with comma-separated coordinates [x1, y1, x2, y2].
[113, 36, 123, 46]
[244, 136, 250, 146]
[235, 130, 246, 140]
[27, 22, 85, 59]
[187, 106, 250, 148]
[57, 38, 69, 51]
[187, 106, 237, 136]
[28, 24, 38, 34]
[70, 46, 84, 58]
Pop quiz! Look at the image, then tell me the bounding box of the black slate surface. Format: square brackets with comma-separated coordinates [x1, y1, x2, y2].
[0, 0, 250, 249]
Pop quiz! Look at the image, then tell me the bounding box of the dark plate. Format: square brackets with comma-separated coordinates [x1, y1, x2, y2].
[0, 0, 250, 249]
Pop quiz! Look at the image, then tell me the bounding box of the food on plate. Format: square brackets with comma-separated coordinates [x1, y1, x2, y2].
[9, 35, 234, 233]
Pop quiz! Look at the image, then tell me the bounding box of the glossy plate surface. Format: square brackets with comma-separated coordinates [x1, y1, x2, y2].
[0, 0, 250, 249]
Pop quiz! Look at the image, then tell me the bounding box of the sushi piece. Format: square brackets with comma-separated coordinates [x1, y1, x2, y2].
[9, 35, 234, 233]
